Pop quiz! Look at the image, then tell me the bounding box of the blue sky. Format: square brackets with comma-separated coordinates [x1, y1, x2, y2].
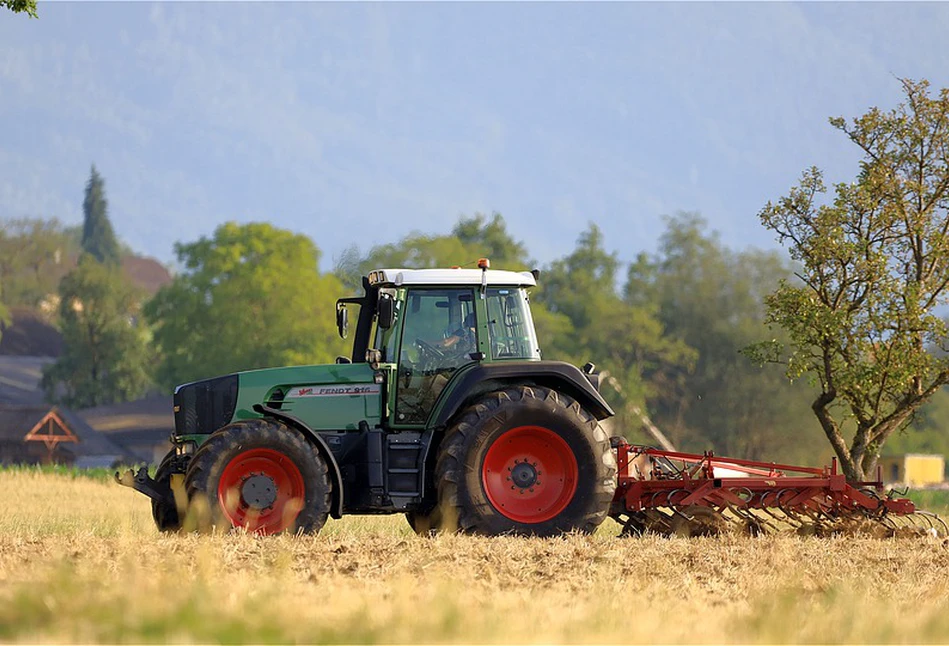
[2, 2, 949, 271]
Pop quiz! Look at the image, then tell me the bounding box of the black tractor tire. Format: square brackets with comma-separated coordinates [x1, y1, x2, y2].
[434, 385, 616, 537]
[183, 419, 331, 535]
[405, 505, 442, 536]
[151, 448, 190, 532]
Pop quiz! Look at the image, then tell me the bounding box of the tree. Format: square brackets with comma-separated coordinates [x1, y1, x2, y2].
[537, 224, 695, 439]
[452, 212, 530, 269]
[0, 217, 77, 308]
[631, 213, 824, 462]
[335, 212, 530, 293]
[41, 256, 152, 408]
[750, 78, 949, 480]
[146, 222, 347, 389]
[0, 284, 9, 344]
[81, 166, 121, 265]
[2, 0, 37, 17]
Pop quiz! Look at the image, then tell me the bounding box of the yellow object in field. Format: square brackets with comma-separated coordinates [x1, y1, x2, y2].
[879, 454, 945, 487]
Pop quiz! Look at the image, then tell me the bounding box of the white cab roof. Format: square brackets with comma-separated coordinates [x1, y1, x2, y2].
[368, 268, 536, 287]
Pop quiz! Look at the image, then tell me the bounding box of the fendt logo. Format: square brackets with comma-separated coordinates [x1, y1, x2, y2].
[286, 384, 381, 398]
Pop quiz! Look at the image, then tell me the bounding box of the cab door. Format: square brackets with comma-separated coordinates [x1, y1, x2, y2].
[393, 288, 477, 426]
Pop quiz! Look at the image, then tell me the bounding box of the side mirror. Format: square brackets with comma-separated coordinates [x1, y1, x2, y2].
[336, 304, 349, 339]
[378, 293, 395, 329]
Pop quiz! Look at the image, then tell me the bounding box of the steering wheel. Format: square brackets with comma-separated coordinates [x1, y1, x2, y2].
[415, 338, 446, 362]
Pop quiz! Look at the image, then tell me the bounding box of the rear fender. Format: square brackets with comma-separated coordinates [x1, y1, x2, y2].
[428, 361, 615, 430]
[252, 403, 344, 518]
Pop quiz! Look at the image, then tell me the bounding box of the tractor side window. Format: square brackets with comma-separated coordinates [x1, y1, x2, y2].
[395, 288, 476, 424]
[485, 288, 541, 360]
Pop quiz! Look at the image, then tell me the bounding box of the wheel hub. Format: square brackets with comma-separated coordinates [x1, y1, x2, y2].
[510, 461, 538, 489]
[241, 473, 278, 509]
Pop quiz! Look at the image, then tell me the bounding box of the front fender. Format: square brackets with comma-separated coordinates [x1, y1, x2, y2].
[252, 403, 345, 519]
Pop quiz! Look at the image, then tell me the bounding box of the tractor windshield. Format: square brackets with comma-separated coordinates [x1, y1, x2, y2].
[485, 288, 540, 360]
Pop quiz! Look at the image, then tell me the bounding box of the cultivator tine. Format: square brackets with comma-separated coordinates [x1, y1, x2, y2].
[614, 511, 647, 536]
[876, 513, 901, 533]
[901, 511, 948, 536]
[718, 505, 755, 533]
[645, 508, 676, 534]
[737, 507, 781, 535]
[918, 511, 949, 536]
[757, 506, 797, 532]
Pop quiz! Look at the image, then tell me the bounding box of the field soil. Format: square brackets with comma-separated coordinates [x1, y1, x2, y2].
[1, 469, 949, 643]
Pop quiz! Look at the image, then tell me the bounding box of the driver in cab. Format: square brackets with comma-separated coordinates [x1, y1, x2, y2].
[439, 312, 477, 356]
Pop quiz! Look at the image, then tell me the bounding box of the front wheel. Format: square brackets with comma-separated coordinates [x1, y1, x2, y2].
[184, 419, 331, 535]
[151, 448, 190, 532]
[434, 385, 616, 536]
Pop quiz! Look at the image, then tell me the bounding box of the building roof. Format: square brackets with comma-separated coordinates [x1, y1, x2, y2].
[0, 308, 63, 357]
[77, 396, 173, 462]
[0, 404, 132, 459]
[77, 395, 173, 435]
[367, 268, 536, 287]
[121, 255, 172, 295]
[0, 355, 51, 406]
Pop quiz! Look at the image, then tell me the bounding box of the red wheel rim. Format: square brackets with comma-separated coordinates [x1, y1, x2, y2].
[481, 425, 579, 523]
[217, 448, 306, 535]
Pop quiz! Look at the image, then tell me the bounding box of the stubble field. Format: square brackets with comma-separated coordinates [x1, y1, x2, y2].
[1, 469, 949, 644]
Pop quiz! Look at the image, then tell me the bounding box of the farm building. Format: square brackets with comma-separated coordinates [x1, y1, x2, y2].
[879, 454, 945, 487]
[0, 355, 173, 465]
[77, 396, 174, 464]
[0, 404, 132, 466]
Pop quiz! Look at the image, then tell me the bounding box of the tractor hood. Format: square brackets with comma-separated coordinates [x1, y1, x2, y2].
[173, 362, 381, 436]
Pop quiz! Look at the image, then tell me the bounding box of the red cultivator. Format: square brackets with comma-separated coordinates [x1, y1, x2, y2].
[609, 439, 948, 537]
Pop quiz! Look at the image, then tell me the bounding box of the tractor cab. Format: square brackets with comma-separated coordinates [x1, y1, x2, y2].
[336, 262, 542, 428]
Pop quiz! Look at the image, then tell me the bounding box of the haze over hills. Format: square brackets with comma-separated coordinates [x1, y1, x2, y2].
[2, 3, 949, 270]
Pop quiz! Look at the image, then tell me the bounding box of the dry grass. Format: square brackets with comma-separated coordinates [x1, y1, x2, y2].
[2, 470, 949, 644]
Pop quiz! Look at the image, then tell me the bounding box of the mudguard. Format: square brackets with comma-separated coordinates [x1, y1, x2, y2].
[428, 360, 615, 429]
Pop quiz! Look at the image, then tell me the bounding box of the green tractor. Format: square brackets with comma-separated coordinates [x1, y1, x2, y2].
[118, 262, 617, 536]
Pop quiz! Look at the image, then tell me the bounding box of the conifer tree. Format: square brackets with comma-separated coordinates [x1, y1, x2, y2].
[81, 165, 121, 265]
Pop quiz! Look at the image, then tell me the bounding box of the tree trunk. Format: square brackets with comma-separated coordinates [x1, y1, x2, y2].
[811, 392, 860, 480]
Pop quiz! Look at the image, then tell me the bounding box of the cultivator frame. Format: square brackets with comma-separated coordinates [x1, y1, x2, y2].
[609, 439, 947, 537]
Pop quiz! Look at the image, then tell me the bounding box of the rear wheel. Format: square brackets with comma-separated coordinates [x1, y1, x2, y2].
[434, 385, 616, 536]
[184, 419, 331, 535]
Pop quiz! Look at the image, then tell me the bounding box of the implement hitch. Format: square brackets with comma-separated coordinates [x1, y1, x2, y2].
[115, 466, 172, 504]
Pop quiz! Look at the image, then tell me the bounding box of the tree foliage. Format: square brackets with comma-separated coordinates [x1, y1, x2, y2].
[1, 0, 37, 17]
[41, 256, 152, 408]
[82, 166, 121, 266]
[751, 78, 949, 479]
[632, 213, 822, 461]
[0, 217, 78, 309]
[336, 212, 529, 292]
[0, 284, 9, 342]
[145, 222, 347, 389]
[536, 223, 696, 438]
